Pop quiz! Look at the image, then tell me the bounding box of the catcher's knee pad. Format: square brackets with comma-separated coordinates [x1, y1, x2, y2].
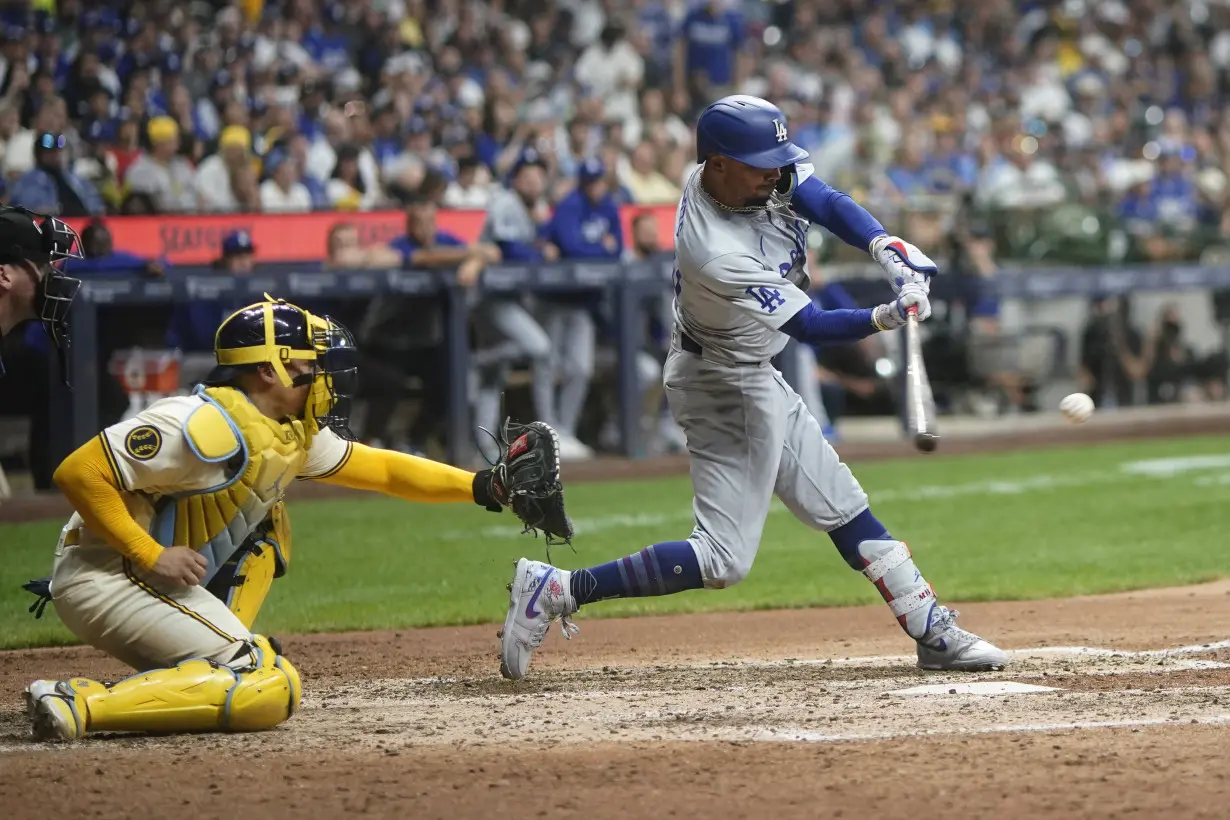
[206, 503, 291, 630]
[57, 637, 300, 737]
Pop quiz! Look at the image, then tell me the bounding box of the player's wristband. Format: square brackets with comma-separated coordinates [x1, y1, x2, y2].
[472, 469, 506, 513]
[871, 304, 902, 332]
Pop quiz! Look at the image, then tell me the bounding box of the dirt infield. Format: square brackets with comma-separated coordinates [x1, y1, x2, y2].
[3, 408, 1230, 818]
[3, 582, 1230, 819]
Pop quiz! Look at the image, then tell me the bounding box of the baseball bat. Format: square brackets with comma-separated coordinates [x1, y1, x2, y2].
[904, 305, 939, 452]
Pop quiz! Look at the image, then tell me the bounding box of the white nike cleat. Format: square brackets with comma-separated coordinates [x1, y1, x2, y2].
[498, 558, 578, 680]
[915, 606, 1009, 672]
[25, 679, 85, 741]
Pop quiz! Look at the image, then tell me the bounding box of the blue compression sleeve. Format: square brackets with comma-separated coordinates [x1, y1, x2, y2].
[817, 281, 859, 311]
[791, 176, 887, 250]
[570, 541, 703, 606]
[781, 302, 878, 347]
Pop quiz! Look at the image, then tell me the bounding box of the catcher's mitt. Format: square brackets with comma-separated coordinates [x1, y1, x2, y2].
[473, 419, 574, 554]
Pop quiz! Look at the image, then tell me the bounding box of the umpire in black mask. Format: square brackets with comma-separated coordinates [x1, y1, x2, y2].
[0, 206, 84, 488]
[0, 205, 84, 383]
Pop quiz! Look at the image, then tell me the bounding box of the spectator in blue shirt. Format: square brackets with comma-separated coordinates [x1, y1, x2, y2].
[74, 221, 164, 277]
[1150, 146, 1199, 229]
[78, 81, 120, 146]
[388, 195, 500, 276]
[544, 158, 624, 261]
[10, 132, 104, 217]
[370, 103, 402, 170]
[303, 10, 351, 73]
[165, 230, 256, 354]
[675, 0, 746, 100]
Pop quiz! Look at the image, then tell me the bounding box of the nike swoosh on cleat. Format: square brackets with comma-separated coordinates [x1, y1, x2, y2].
[524, 568, 554, 619]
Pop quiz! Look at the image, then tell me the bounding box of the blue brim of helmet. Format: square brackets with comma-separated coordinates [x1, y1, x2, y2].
[734, 142, 810, 169]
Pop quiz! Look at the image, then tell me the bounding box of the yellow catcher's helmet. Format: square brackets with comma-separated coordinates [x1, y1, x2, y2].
[204, 294, 358, 440]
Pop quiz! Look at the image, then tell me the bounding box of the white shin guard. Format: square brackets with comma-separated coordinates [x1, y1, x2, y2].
[857, 539, 936, 640]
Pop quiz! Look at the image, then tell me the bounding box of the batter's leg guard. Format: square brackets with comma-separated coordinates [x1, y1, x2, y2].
[24, 636, 301, 740]
[856, 538, 939, 639]
[856, 539, 1009, 672]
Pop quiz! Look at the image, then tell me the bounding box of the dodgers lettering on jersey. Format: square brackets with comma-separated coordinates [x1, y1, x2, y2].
[671, 165, 815, 364]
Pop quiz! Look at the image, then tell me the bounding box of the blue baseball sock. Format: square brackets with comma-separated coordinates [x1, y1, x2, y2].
[569, 540, 703, 606]
[828, 508, 893, 569]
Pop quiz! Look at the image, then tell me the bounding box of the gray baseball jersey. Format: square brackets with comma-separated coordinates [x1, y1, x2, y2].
[671, 165, 813, 365]
[481, 188, 538, 247]
[664, 162, 869, 589]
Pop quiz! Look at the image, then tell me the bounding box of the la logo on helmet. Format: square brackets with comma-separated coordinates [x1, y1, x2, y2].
[773, 119, 788, 143]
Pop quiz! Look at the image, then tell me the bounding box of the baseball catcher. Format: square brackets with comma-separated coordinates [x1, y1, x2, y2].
[22, 295, 570, 741]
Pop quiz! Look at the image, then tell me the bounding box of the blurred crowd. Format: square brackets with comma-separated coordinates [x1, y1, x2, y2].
[0, 0, 1227, 266]
[7, 0, 1230, 478]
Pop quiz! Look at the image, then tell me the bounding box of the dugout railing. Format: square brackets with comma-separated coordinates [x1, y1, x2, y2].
[44, 258, 1230, 469]
[49, 258, 679, 469]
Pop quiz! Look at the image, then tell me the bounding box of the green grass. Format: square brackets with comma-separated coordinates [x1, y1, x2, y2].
[3, 435, 1230, 650]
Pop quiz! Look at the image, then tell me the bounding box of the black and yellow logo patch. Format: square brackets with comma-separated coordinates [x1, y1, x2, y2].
[124, 426, 163, 461]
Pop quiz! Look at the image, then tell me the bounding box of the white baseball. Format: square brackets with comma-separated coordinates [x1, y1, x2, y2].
[1059, 392, 1095, 424]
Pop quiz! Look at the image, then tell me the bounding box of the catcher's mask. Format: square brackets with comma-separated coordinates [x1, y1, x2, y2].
[0, 206, 83, 385]
[204, 295, 359, 440]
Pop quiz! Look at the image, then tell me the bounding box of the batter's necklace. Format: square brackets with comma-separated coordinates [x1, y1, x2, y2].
[696, 174, 772, 214]
[696, 175, 796, 219]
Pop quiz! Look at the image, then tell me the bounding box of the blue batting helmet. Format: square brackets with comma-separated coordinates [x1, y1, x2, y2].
[694, 95, 810, 169]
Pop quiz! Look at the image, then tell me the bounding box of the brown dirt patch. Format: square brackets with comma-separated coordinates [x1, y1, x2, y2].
[4, 582, 1230, 819]
[3, 729, 1230, 820]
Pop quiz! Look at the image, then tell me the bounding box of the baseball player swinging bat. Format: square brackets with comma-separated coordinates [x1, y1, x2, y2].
[904, 305, 939, 452]
[496, 95, 1007, 680]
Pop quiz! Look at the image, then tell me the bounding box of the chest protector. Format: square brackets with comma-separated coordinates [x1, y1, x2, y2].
[148, 386, 310, 583]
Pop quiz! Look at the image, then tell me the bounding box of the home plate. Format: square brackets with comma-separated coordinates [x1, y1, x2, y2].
[888, 681, 1061, 697]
